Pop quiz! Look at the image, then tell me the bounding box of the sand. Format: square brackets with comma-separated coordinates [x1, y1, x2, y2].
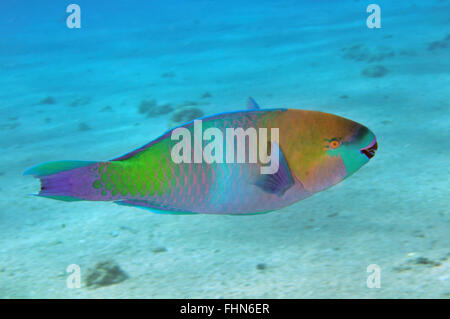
[0, 0, 448, 298]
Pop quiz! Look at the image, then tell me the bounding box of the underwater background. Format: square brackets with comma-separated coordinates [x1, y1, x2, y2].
[0, 0, 449, 298]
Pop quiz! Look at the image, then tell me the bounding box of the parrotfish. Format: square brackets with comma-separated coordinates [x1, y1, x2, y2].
[24, 98, 378, 215]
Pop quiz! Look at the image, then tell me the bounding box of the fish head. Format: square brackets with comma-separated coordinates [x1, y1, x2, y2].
[281, 110, 377, 192]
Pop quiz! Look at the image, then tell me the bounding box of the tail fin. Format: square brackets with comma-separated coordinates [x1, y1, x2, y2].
[24, 161, 97, 202]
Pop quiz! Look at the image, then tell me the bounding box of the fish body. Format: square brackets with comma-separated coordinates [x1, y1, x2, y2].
[25, 101, 378, 215]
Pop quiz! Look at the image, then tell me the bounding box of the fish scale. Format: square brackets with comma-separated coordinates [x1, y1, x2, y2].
[25, 102, 377, 215]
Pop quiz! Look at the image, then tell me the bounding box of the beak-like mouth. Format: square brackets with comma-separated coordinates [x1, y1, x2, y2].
[360, 138, 378, 159]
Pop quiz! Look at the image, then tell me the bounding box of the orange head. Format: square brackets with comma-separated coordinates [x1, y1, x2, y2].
[277, 109, 377, 192]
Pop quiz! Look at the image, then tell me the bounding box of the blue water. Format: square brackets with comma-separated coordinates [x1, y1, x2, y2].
[0, 0, 449, 298]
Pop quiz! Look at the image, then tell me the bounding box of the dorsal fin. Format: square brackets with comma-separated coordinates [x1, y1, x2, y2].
[112, 101, 274, 162]
[247, 97, 260, 110]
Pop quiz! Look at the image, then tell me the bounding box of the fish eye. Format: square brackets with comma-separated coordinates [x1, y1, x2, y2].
[330, 140, 340, 149]
[327, 138, 341, 149]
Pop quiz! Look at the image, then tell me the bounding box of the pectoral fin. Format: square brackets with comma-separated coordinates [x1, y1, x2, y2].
[254, 142, 294, 196]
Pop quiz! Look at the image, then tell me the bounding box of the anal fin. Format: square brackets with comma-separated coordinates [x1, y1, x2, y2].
[115, 199, 198, 215]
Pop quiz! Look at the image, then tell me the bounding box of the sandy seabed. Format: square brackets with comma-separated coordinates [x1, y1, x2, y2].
[0, 0, 448, 298]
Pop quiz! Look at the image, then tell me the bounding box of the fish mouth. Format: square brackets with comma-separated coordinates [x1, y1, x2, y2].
[360, 137, 378, 159]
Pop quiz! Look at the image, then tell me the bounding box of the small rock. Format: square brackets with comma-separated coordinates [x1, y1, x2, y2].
[100, 106, 113, 112]
[78, 122, 91, 131]
[138, 99, 157, 114]
[393, 265, 412, 272]
[342, 44, 394, 62]
[412, 230, 425, 238]
[161, 71, 176, 78]
[428, 40, 448, 51]
[362, 65, 389, 78]
[399, 49, 417, 56]
[410, 257, 441, 267]
[84, 260, 128, 288]
[9, 122, 19, 130]
[152, 246, 167, 253]
[367, 49, 395, 62]
[119, 226, 138, 234]
[170, 107, 204, 125]
[138, 99, 173, 117]
[178, 100, 199, 107]
[154, 103, 174, 116]
[428, 34, 450, 51]
[439, 252, 450, 261]
[256, 263, 267, 270]
[70, 97, 91, 107]
[342, 44, 368, 62]
[201, 92, 212, 98]
[39, 96, 55, 105]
